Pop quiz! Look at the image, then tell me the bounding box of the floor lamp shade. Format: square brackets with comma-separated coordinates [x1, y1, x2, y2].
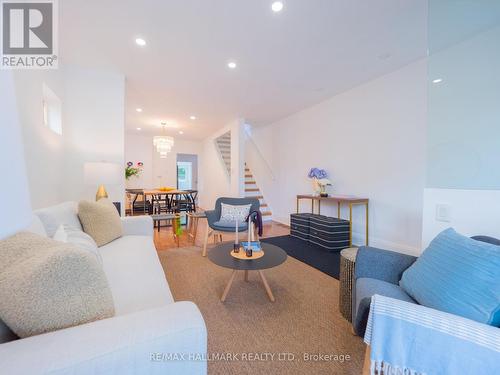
[84, 162, 122, 201]
[0, 72, 32, 240]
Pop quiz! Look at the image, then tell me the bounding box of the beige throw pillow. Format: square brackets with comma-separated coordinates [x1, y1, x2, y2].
[78, 199, 123, 247]
[0, 232, 115, 338]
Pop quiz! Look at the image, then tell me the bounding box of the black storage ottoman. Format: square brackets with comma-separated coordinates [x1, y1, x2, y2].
[308, 215, 350, 251]
[290, 213, 314, 241]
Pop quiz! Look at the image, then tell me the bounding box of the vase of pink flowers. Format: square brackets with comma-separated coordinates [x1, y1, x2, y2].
[308, 168, 332, 197]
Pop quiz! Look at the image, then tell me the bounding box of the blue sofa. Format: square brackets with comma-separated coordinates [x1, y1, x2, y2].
[352, 235, 500, 336]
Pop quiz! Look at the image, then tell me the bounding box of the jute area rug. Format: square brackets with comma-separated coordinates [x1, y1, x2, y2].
[158, 246, 365, 375]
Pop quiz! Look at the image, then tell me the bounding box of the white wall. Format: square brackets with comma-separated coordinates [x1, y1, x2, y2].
[14, 70, 66, 208]
[124, 134, 154, 189]
[62, 67, 125, 207]
[0, 71, 32, 236]
[422, 189, 500, 247]
[13, 66, 126, 210]
[198, 119, 245, 210]
[152, 139, 201, 189]
[422, 26, 500, 246]
[247, 60, 427, 254]
[124, 133, 202, 190]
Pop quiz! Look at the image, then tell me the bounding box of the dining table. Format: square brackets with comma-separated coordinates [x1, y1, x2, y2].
[142, 189, 190, 198]
[143, 189, 196, 215]
[126, 189, 198, 215]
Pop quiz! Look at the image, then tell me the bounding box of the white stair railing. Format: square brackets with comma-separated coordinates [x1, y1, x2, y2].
[244, 128, 275, 181]
[214, 131, 231, 177]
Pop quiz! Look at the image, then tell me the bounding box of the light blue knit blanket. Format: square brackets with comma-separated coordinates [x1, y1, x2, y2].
[364, 295, 500, 375]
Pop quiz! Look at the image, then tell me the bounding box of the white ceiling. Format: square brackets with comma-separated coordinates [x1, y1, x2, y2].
[60, 0, 428, 140]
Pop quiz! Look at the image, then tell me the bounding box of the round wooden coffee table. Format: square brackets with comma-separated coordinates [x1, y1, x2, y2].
[208, 242, 287, 302]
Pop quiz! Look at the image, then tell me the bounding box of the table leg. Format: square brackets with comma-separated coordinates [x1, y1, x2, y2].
[311, 199, 314, 214]
[296, 198, 299, 214]
[318, 200, 321, 215]
[193, 217, 199, 244]
[258, 270, 275, 302]
[202, 223, 211, 257]
[244, 270, 249, 282]
[172, 219, 178, 247]
[349, 203, 353, 247]
[365, 202, 369, 246]
[221, 270, 237, 302]
[337, 201, 341, 218]
[186, 214, 191, 234]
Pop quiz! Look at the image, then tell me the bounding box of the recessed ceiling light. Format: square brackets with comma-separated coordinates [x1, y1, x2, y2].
[189, 115, 197, 120]
[227, 61, 237, 69]
[432, 78, 443, 84]
[135, 38, 146, 46]
[161, 121, 167, 126]
[136, 127, 141, 131]
[271, 1, 284, 12]
[179, 131, 184, 135]
[136, 108, 143, 113]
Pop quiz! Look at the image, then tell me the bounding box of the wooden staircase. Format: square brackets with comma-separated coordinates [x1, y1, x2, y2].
[244, 163, 272, 221]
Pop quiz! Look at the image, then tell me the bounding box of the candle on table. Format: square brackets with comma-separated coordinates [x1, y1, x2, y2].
[235, 220, 238, 244]
[248, 214, 251, 245]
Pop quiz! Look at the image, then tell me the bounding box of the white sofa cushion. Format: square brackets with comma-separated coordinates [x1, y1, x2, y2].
[26, 215, 47, 237]
[53, 224, 102, 265]
[99, 235, 174, 315]
[34, 202, 82, 237]
[0, 302, 207, 375]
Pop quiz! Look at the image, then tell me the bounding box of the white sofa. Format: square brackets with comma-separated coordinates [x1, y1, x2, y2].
[0, 202, 207, 375]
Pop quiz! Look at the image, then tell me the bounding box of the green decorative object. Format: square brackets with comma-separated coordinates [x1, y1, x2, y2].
[125, 162, 142, 180]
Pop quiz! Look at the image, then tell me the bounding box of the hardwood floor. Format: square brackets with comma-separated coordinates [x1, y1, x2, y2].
[153, 219, 290, 251]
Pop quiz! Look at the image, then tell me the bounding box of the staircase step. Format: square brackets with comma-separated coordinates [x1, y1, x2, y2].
[262, 211, 272, 216]
[245, 174, 253, 178]
[245, 188, 260, 192]
[260, 203, 268, 208]
[245, 181, 256, 185]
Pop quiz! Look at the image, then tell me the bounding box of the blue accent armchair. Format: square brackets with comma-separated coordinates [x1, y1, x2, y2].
[202, 197, 260, 256]
[352, 235, 500, 337]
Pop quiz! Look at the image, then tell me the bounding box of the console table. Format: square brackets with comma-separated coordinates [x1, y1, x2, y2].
[296, 194, 369, 246]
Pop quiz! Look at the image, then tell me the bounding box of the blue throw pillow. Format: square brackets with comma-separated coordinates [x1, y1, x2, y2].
[400, 228, 500, 326]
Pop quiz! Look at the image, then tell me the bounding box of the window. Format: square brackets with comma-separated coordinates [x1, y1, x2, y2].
[42, 83, 62, 135]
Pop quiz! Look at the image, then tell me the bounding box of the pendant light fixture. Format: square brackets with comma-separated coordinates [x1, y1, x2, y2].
[153, 123, 174, 158]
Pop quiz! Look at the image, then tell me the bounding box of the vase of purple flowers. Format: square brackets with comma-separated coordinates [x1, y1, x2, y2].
[308, 168, 332, 197]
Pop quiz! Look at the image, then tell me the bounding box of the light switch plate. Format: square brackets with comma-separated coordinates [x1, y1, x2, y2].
[436, 204, 452, 222]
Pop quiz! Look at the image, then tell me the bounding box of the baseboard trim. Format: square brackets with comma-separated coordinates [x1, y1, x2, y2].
[352, 232, 420, 256]
[272, 214, 420, 255]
